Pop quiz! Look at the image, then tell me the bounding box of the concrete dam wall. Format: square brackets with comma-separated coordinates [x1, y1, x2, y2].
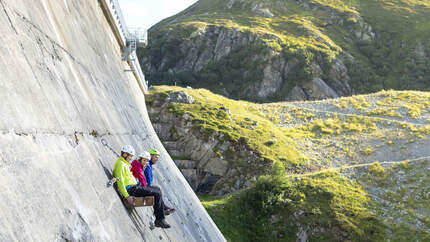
[0, 0, 225, 241]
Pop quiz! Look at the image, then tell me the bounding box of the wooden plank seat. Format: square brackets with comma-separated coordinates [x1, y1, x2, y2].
[124, 196, 155, 208]
[108, 177, 154, 208]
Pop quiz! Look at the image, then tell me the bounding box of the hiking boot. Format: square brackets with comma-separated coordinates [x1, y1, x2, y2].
[164, 208, 176, 216]
[154, 219, 171, 229]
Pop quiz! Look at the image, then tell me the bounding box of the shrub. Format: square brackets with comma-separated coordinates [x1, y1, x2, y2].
[369, 162, 385, 176]
[210, 166, 386, 241]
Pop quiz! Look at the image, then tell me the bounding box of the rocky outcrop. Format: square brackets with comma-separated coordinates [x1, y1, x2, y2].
[288, 77, 339, 101]
[141, 22, 352, 102]
[147, 91, 269, 195]
[138, 0, 366, 102]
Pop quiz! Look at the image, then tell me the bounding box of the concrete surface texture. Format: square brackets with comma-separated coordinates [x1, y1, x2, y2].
[0, 0, 225, 241]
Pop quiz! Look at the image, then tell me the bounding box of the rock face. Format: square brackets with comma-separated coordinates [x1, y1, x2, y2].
[147, 92, 268, 195]
[0, 0, 225, 241]
[141, 23, 350, 102]
[139, 0, 430, 102]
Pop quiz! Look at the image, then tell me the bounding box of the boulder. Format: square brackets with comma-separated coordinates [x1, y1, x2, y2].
[162, 141, 179, 150]
[174, 160, 197, 169]
[168, 91, 194, 104]
[168, 149, 187, 157]
[302, 78, 339, 99]
[287, 85, 308, 101]
[203, 157, 229, 176]
[257, 8, 274, 18]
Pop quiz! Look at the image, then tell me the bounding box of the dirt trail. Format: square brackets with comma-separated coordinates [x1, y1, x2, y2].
[288, 155, 430, 178]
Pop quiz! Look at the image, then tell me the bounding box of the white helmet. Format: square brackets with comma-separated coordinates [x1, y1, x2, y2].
[121, 145, 136, 156]
[138, 151, 151, 160]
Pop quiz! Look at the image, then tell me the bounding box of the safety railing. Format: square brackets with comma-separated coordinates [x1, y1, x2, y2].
[102, 0, 148, 91]
[128, 28, 148, 48]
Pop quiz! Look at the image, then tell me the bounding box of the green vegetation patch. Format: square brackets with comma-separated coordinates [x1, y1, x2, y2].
[201, 163, 386, 241]
[330, 90, 430, 120]
[376, 90, 430, 119]
[303, 116, 378, 136]
[201, 159, 430, 241]
[148, 86, 308, 168]
[334, 95, 372, 111]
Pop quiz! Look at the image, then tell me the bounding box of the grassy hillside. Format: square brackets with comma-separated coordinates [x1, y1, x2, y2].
[201, 159, 430, 241]
[140, 0, 430, 101]
[150, 86, 430, 172]
[148, 86, 430, 241]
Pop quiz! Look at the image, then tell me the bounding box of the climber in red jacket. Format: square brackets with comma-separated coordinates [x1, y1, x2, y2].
[131, 152, 150, 187]
[130, 152, 175, 217]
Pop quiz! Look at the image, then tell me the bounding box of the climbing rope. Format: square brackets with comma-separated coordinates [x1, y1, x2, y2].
[101, 138, 120, 156]
[101, 138, 119, 187]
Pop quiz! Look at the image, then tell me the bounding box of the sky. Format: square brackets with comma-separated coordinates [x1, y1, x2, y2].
[118, 0, 198, 30]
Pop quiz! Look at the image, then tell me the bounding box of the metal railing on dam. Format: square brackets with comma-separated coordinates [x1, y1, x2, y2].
[101, 0, 148, 92]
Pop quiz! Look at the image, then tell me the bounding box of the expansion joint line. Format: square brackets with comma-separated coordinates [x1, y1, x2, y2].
[1, 129, 146, 140]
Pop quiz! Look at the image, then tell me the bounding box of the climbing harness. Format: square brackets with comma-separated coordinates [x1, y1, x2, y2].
[106, 177, 118, 188]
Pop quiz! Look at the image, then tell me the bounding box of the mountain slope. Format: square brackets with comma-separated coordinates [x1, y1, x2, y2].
[139, 0, 430, 102]
[147, 86, 430, 177]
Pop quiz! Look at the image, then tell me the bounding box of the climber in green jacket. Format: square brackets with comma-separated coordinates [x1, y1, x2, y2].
[113, 145, 171, 228]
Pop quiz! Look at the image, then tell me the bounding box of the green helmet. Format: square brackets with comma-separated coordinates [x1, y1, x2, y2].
[149, 148, 160, 156]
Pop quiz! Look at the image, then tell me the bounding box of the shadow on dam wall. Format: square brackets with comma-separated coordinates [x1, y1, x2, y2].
[0, 0, 225, 241]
